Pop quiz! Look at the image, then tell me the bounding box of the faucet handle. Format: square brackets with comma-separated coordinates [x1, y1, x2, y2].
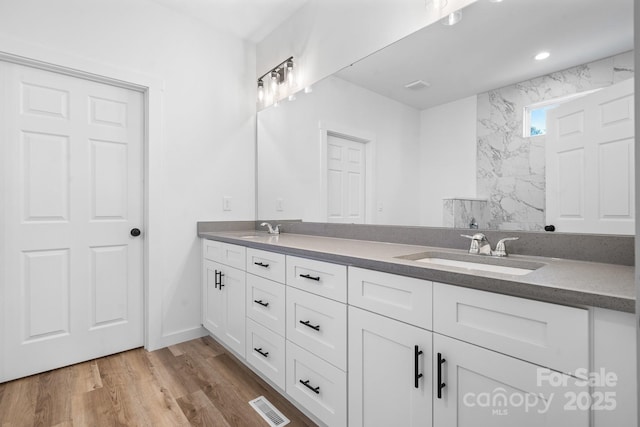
[493, 237, 519, 257]
[461, 233, 487, 254]
[461, 233, 487, 241]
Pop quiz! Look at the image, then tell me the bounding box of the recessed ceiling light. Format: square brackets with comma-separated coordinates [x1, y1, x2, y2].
[489, 0, 504, 3]
[534, 51, 550, 61]
[404, 80, 431, 90]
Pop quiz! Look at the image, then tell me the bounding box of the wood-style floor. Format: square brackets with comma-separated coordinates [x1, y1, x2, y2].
[0, 336, 316, 427]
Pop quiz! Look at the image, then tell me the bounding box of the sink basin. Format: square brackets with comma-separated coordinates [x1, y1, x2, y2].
[396, 251, 545, 276]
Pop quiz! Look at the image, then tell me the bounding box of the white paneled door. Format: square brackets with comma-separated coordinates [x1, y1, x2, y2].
[0, 62, 144, 382]
[546, 78, 634, 234]
[326, 134, 366, 223]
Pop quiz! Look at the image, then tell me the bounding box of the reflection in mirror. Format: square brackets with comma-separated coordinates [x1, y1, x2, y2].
[257, 0, 634, 234]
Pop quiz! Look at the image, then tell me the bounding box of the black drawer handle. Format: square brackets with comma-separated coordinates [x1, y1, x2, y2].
[299, 273, 320, 281]
[299, 320, 320, 331]
[299, 379, 320, 394]
[414, 345, 423, 389]
[437, 352, 446, 399]
[254, 261, 270, 268]
[254, 347, 269, 358]
[254, 299, 269, 307]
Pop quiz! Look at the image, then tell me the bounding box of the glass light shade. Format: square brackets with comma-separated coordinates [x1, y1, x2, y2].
[443, 10, 462, 25]
[257, 80, 264, 102]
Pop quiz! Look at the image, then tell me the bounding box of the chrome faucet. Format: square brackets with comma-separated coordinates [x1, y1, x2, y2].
[260, 222, 281, 235]
[461, 234, 519, 257]
[461, 233, 492, 255]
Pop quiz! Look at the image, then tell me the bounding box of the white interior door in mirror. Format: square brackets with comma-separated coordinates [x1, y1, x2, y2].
[0, 62, 144, 382]
[546, 78, 634, 234]
[326, 134, 366, 223]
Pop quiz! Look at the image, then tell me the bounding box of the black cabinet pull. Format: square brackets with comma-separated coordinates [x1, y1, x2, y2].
[414, 345, 423, 389]
[254, 347, 269, 358]
[299, 379, 320, 394]
[299, 273, 320, 281]
[299, 320, 320, 331]
[437, 352, 446, 399]
[254, 299, 269, 307]
[254, 261, 270, 268]
[218, 271, 225, 290]
[214, 270, 224, 290]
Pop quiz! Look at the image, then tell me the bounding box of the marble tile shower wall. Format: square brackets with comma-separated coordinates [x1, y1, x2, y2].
[443, 198, 489, 229]
[476, 51, 634, 231]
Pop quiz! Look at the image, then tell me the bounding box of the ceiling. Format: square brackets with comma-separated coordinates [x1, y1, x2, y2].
[148, 0, 309, 43]
[335, 0, 634, 110]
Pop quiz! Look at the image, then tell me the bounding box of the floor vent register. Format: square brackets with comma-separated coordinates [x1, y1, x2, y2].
[249, 396, 290, 427]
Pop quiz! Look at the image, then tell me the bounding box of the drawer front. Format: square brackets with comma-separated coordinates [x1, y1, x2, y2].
[348, 267, 433, 330]
[433, 282, 589, 375]
[286, 287, 347, 370]
[286, 341, 347, 427]
[246, 274, 286, 336]
[246, 248, 286, 283]
[286, 256, 347, 303]
[202, 239, 246, 269]
[246, 318, 286, 390]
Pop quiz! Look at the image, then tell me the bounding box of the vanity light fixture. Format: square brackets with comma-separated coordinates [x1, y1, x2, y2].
[257, 80, 265, 102]
[442, 10, 462, 25]
[535, 51, 551, 60]
[257, 56, 296, 105]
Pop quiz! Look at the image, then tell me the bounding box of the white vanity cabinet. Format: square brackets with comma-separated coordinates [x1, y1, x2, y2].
[285, 256, 348, 427]
[199, 238, 636, 427]
[432, 283, 589, 426]
[433, 333, 588, 426]
[201, 240, 246, 357]
[244, 250, 287, 390]
[348, 306, 432, 427]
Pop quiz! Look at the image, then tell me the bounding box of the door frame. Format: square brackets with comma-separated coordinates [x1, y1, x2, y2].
[0, 38, 165, 374]
[319, 120, 376, 224]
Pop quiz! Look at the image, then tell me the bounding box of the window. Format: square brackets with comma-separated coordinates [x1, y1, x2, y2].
[523, 89, 601, 137]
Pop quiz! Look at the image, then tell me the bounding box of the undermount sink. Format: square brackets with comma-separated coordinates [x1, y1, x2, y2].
[396, 251, 545, 276]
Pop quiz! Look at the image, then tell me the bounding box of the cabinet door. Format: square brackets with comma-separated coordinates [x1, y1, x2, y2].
[433, 334, 589, 427]
[202, 260, 246, 357]
[202, 259, 225, 337]
[220, 264, 246, 357]
[348, 306, 432, 427]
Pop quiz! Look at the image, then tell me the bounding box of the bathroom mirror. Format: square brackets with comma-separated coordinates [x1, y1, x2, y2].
[257, 0, 634, 233]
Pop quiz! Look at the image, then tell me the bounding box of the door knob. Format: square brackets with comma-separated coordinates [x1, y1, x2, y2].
[130, 228, 141, 237]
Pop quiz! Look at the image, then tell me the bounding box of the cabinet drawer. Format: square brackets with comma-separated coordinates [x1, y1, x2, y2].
[202, 239, 246, 269]
[286, 287, 347, 370]
[286, 256, 347, 303]
[246, 319, 286, 390]
[348, 267, 433, 330]
[246, 274, 286, 336]
[433, 283, 588, 375]
[286, 341, 347, 427]
[246, 248, 286, 283]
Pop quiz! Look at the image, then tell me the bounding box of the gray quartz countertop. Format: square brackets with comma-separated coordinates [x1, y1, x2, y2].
[198, 230, 635, 313]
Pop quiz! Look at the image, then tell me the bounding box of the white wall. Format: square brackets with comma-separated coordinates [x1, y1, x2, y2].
[419, 96, 478, 226]
[256, 0, 476, 105]
[0, 0, 256, 350]
[258, 76, 421, 225]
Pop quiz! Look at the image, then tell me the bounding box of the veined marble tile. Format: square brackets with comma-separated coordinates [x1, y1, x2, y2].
[442, 198, 489, 229]
[476, 50, 633, 230]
